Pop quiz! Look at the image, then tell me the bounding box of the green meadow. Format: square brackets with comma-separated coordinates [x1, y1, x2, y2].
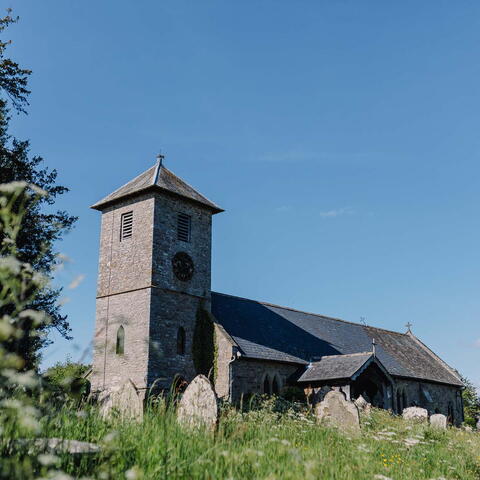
[4, 398, 480, 480]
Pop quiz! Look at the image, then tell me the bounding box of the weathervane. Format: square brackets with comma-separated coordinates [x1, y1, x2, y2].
[405, 322, 413, 333]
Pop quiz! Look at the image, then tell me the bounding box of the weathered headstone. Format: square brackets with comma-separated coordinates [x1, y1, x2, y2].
[476, 416, 480, 431]
[402, 406, 428, 422]
[354, 395, 372, 415]
[429, 413, 447, 429]
[177, 375, 218, 431]
[315, 390, 360, 433]
[98, 379, 143, 420]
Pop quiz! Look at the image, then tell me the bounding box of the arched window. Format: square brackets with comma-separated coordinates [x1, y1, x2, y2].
[272, 375, 281, 395]
[116, 326, 125, 355]
[397, 391, 402, 413]
[177, 327, 186, 355]
[447, 402, 454, 424]
[263, 375, 271, 395]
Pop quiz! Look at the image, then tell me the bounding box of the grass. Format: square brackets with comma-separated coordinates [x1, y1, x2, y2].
[8, 398, 478, 480]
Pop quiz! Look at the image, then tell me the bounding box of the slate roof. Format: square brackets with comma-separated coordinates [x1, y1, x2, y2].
[91, 162, 223, 213]
[211, 292, 463, 387]
[297, 353, 374, 383]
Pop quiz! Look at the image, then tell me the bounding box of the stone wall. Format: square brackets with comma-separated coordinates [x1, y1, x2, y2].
[96, 193, 155, 297]
[152, 194, 212, 298]
[394, 379, 463, 425]
[91, 193, 155, 395]
[90, 289, 151, 396]
[147, 289, 202, 390]
[230, 358, 301, 403]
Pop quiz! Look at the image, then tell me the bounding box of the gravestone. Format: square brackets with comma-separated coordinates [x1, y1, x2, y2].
[315, 390, 360, 433]
[98, 379, 143, 420]
[402, 406, 428, 422]
[177, 375, 218, 431]
[476, 416, 480, 431]
[429, 413, 447, 429]
[354, 395, 372, 415]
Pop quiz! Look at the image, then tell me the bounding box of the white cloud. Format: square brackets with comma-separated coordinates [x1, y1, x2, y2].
[319, 206, 355, 218]
[275, 205, 294, 213]
[473, 338, 480, 348]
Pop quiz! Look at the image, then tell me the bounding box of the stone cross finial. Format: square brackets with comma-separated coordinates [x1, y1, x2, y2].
[405, 322, 413, 333]
[372, 338, 376, 357]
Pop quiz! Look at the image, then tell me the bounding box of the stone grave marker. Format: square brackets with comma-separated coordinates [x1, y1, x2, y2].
[177, 375, 218, 431]
[402, 406, 428, 422]
[99, 379, 143, 420]
[315, 390, 360, 433]
[354, 395, 372, 416]
[429, 413, 447, 429]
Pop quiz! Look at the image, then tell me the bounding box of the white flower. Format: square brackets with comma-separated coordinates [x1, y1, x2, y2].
[125, 466, 143, 480]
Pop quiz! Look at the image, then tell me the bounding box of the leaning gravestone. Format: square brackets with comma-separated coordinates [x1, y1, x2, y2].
[98, 379, 143, 420]
[402, 406, 428, 422]
[177, 375, 218, 431]
[429, 413, 447, 429]
[354, 395, 372, 416]
[315, 390, 360, 433]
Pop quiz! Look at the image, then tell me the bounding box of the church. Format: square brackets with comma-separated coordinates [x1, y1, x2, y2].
[89, 157, 464, 425]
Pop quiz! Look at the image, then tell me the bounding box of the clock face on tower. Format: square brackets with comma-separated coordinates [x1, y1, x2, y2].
[172, 252, 194, 281]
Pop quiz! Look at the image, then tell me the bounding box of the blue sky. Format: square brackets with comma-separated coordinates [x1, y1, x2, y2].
[6, 1, 480, 389]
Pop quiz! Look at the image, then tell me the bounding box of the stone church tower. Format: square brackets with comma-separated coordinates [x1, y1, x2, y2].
[89, 157, 223, 400]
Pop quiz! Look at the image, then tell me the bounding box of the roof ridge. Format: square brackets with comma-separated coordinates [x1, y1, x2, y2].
[92, 164, 156, 207]
[406, 332, 464, 385]
[212, 291, 407, 336]
[161, 166, 223, 210]
[318, 351, 373, 360]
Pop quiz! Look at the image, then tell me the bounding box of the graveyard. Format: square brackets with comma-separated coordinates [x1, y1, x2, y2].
[13, 383, 480, 480]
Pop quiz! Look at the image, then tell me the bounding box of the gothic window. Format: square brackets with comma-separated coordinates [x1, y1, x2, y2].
[397, 391, 402, 413]
[447, 402, 454, 424]
[272, 375, 281, 395]
[116, 326, 125, 355]
[177, 327, 186, 355]
[120, 211, 133, 241]
[263, 375, 271, 395]
[177, 213, 191, 242]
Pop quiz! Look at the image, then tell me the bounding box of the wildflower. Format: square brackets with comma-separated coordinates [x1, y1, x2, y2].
[125, 466, 143, 480]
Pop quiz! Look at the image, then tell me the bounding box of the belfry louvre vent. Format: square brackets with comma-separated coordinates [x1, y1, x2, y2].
[120, 211, 133, 240]
[177, 213, 191, 242]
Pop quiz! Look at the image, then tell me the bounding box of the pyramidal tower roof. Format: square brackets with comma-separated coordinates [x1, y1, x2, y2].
[91, 157, 223, 213]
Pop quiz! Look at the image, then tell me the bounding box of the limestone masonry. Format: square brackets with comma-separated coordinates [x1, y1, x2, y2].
[90, 158, 465, 425]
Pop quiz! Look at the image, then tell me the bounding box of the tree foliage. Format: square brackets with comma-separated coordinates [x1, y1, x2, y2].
[461, 375, 480, 427]
[0, 10, 77, 369]
[0, 11, 31, 113]
[43, 357, 90, 397]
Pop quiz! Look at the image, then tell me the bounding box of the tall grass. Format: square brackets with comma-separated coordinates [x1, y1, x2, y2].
[19, 399, 480, 480]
